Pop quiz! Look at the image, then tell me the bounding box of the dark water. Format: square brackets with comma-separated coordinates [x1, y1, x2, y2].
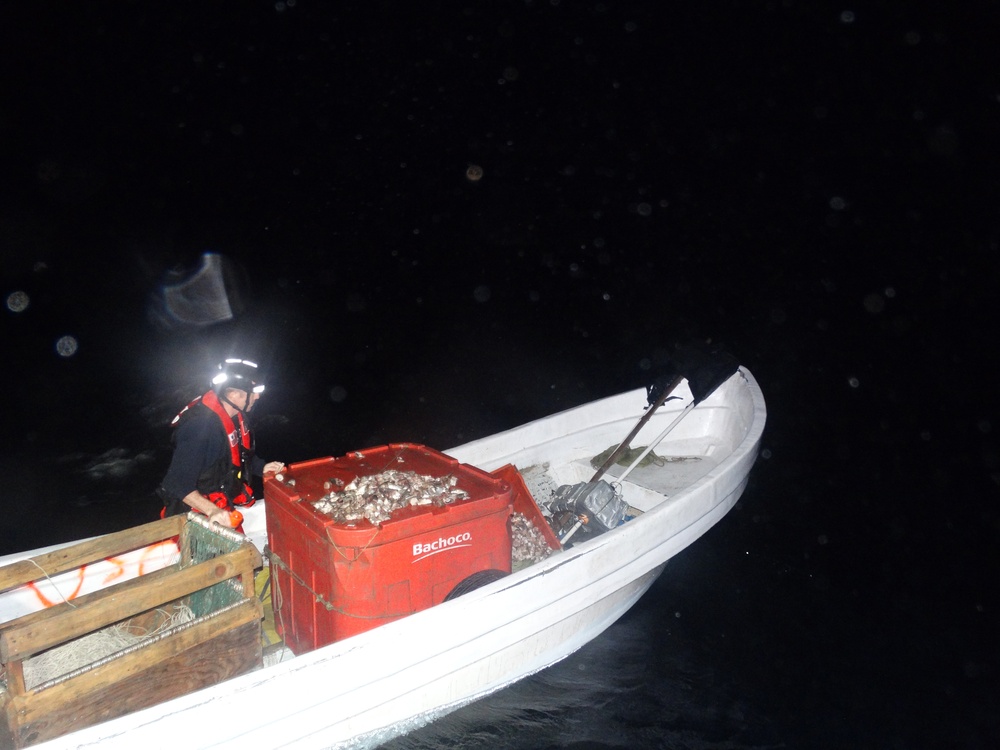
[2, 2, 998, 747]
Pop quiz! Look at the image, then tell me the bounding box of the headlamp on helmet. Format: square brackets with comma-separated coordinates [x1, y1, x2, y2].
[212, 358, 266, 394]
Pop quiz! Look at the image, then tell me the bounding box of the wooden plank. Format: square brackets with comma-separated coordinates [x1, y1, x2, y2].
[0, 562, 179, 652]
[23, 598, 261, 705]
[5, 601, 262, 748]
[0, 516, 185, 594]
[180, 519, 194, 565]
[0, 691, 17, 750]
[3, 657, 25, 696]
[1, 545, 260, 662]
[1, 546, 259, 662]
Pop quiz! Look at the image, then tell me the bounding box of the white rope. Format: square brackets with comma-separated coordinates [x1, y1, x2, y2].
[26, 559, 79, 609]
[22, 605, 195, 689]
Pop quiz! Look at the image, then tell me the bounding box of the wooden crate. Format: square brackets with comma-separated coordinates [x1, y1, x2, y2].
[0, 515, 263, 749]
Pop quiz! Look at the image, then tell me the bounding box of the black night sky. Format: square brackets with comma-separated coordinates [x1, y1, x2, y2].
[2, 2, 998, 747]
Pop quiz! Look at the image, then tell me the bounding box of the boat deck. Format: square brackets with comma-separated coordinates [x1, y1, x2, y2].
[605, 454, 712, 495]
[528, 435, 723, 511]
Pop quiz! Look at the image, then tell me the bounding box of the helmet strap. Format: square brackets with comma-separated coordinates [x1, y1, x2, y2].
[219, 390, 252, 420]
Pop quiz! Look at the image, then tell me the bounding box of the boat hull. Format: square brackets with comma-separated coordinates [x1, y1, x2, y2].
[15, 368, 765, 749]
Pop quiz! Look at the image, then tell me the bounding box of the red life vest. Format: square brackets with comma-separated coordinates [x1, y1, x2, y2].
[172, 389, 256, 509]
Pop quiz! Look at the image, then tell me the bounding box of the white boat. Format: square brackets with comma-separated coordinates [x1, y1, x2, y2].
[0, 365, 766, 750]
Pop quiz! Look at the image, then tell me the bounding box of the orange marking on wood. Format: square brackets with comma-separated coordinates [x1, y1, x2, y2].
[26, 566, 86, 608]
[102, 557, 127, 584]
[26, 581, 56, 608]
[138, 539, 180, 576]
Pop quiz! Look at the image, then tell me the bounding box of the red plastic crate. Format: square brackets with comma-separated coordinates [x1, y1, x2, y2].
[264, 444, 513, 654]
[491, 464, 562, 553]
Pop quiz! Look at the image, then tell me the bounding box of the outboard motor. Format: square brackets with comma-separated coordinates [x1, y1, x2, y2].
[549, 480, 629, 541]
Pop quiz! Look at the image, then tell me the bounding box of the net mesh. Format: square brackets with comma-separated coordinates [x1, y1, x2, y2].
[181, 514, 248, 617]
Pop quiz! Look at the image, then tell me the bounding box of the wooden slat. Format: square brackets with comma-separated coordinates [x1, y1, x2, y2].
[3, 656, 25, 696]
[0, 545, 261, 662]
[5, 600, 262, 747]
[0, 692, 17, 750]
[0, 562, 182, 648]
[0, 515, 185, 594]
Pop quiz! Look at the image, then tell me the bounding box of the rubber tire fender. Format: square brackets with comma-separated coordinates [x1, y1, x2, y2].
[445, 568, 508, 601]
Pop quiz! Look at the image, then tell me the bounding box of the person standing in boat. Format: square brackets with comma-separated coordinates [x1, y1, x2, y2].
[158, 358, 285, 530]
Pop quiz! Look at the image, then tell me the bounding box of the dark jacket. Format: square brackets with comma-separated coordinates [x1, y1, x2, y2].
[158, 393, 264, 515]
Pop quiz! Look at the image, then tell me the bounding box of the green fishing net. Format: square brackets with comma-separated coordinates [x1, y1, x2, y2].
[180, 517, 248, 618]
[590, 444, 666, 470]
